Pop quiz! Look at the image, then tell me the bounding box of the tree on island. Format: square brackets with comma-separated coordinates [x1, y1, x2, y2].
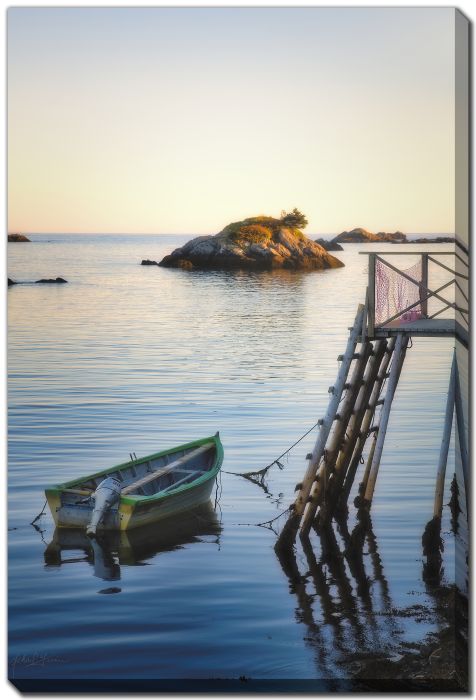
[280, 208, 308, 229]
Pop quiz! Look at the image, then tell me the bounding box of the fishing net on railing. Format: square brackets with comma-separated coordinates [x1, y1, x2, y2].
[375, 258, 422, 326]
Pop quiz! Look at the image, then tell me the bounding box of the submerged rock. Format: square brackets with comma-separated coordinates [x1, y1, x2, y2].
[159, 214, 344, 271]
[35, 277, 68, 284]
[314, 238, 344, 251]
[333, 228, 407, 244]
[8, 233, 30, 242]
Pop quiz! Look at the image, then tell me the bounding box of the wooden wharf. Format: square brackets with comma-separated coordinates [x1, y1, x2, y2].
[277, 246, 469, 562]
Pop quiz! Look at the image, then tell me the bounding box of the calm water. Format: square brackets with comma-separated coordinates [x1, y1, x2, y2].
[8, 234, 465, 689]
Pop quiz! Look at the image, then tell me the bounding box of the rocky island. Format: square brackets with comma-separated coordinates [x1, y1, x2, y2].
[329, 228, 455, 245]
[332, 228, 407, 244]
[8, 277, 68, 286]
[158, 210, 344, 271]
[314, 238, 344, 251]
[35, 277, 68, 284]
[8, 233, 30, 242]
[410, 236, 455, 244]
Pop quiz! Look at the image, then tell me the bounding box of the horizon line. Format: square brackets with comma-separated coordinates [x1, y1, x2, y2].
[9, 230, 456, 237]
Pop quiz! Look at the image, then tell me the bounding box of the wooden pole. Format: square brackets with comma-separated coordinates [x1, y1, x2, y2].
[319, 341, 373, 479]
[345, 338, 396, 504]
[277, 305, 364, 547]
[358, 433, 378, 504]
[420, 253, 429, 318]
[362, 333, 409, 508]
[368, 256, 376, 338]
[361, 287, 368, 342]
[322, 339, 388, 522]
[433, 351, 456, 518]
[454, 354, 469, 515]
[292, 304, 364, 516]
[300, 341, 373, 536]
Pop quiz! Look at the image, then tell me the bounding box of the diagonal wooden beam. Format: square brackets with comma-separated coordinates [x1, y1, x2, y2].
[376, 279, 454, 327]
[319, 340, 388, 526]
[342, 338, 396, 506]
[428, 255, 468, 280]
[362, 334, 409, 508]
[375, 256, 467, 314]
[276, 306, 364, 548]
[300, 341, 373, 536]
[455, 279, 469, 303]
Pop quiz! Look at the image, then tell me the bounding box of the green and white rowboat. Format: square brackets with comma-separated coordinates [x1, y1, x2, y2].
[45, 433, 224, 531]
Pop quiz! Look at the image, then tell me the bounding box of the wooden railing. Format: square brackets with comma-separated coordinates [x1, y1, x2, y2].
[360, 250, 469, 338]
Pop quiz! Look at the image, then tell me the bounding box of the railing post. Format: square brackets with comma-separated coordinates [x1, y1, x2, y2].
[368, 254, 376, 337]
[361, 287, 368, 341]
[420, 254, 429, 318]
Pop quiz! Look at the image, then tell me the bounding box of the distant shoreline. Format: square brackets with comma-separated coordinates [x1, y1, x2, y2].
[13, 231, 457, 239]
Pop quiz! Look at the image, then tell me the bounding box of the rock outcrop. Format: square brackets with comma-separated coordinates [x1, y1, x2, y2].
[333, 228, 407, 244]
[314, 238, 344, 251]
[35, 277, 68, 284]
[141, 259, 159, 266]
[159, 216, 344, 271]
[409, 237, 455, 244]
[8, 233, 30, 242]
[332, 229, 454, 245]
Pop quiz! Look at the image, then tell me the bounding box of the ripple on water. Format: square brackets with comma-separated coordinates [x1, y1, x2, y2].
[8, 235, 465, 682]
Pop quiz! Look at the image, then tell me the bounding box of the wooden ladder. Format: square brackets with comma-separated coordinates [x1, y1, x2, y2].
[276, 305, 409, 548]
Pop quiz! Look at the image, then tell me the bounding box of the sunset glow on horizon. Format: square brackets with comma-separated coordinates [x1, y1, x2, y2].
[8, 7, 456, 235]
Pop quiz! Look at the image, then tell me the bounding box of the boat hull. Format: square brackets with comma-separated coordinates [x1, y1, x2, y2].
[119, 474, 216, 529]
[45, 434, 223, 531]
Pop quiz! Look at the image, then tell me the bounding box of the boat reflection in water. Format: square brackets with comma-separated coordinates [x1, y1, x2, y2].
[44, 503, 221, 589]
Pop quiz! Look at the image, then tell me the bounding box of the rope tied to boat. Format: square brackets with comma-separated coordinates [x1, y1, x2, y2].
[237, 505, 293, 533]
[223, 420, 321, 484]
[30, 499, 48, 526]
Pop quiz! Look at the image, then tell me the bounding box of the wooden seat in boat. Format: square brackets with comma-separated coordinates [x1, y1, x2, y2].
[121, 443, 213, 495]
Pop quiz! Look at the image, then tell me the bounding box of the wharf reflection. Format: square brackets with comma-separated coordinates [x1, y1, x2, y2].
[44, 503, 221, 585]
[275, 515, 402, 679]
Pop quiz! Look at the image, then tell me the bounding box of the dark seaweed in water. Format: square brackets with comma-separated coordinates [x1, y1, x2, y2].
[275, 513, 467, 691]
[449, 473, 461, 533]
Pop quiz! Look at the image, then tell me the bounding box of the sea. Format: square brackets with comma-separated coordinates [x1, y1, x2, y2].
[7, 233, 467, 690]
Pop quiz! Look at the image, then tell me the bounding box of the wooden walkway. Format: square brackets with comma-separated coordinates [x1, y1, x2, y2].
[362, 319, 468, 346]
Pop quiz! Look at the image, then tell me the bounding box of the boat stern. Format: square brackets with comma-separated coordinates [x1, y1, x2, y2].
[45, 488, 62, 527]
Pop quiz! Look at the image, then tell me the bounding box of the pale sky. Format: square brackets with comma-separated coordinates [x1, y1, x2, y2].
[8, 7, 456, 235]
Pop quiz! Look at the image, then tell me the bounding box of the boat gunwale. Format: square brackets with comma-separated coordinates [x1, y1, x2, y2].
[45, 434, 224, 507]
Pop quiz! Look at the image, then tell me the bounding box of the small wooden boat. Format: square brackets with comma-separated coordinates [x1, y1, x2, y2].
[45, 434, 223, 531]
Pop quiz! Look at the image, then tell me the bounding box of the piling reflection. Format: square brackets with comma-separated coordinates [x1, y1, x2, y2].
[275, 514, 403, 679]
[44, 503, 221, 584]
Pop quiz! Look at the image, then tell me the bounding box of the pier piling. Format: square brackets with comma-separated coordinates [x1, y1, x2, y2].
[321, 339, 388, 524]
[433, 352, 456, 520]
[361, 333, 409, 509]
[278, 247, 468, 552]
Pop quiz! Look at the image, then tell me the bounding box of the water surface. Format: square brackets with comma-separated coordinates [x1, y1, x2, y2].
[8, 234, 464, 688]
